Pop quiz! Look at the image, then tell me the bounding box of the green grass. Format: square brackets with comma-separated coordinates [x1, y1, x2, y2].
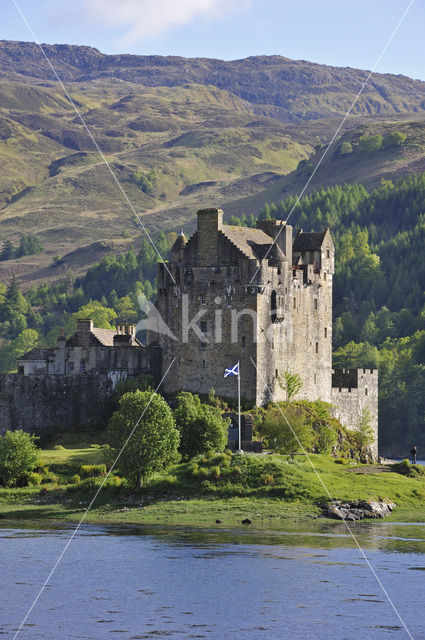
[2, 436, 425, 528]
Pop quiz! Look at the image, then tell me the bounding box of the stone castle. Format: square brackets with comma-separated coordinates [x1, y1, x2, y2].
[4, 207, 377, 455]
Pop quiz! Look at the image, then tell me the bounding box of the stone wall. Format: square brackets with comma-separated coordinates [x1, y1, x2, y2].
[0, 372, 126, 435]
[331, 368, 379, 458]
[155, 209, 335, 406]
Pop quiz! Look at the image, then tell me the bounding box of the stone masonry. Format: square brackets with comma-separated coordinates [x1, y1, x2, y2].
[150, 207, 378, 453]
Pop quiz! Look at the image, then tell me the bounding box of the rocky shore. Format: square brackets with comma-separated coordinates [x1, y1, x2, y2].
[324, 500, 396, 521]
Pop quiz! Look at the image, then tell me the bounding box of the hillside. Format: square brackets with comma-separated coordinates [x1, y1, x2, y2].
[3, 42, 425, 284]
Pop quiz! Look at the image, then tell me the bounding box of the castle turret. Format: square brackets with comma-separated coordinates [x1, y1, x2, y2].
[171, 229, 187, 262]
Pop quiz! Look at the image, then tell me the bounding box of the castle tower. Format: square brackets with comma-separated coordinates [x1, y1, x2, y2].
[152, 208, 335, 405]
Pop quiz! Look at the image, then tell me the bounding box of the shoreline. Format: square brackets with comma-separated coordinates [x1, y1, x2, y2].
[2, 492, 425, 530]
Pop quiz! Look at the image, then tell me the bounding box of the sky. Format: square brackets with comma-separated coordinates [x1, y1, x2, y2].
[2, 0, 425, 80]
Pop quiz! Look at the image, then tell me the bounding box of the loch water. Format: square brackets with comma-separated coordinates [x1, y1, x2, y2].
[1, 520, 424, 639]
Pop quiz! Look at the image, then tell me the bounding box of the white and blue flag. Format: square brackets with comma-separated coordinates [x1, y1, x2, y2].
[224, 363, 239, 378]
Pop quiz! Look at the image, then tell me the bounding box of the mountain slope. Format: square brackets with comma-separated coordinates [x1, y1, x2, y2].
[3, 41, 425, 285]
[3, 41, 425, 122]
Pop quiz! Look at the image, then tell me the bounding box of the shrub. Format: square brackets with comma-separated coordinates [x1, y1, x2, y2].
[359, 133, 383, 153]
[259, 473, 274, 485]
[53, 444, 65, 450]
[0, 430, 40, 487]
[41, 471, 59, 484]
[231, 466, 242, 478]
[195, 467, 209, 481]
[27, 472, 43, 486]
[260, 406, 315, 454]
[340, 141, 353, 155]
[393, 459, 425, 477]
[209, 465, 221, 481]
[384, 131, 407, 148]
[79, 464, 107, 478]
[173, 392, 228, 458]
[315, 423, 337, 454]
[70, 474, 81, 484]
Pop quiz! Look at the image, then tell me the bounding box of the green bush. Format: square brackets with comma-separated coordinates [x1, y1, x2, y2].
[231, 465, 242, 478]
[393, 459, 425, 477]
[70, 474, 81, 484]
[79, 464, 107, 478]
[359, 133, 383, 153]
[53, 444, 65, 450]
[195, 467, 209, 481]
[0, 430, 40, 487]
[260, 473, 274, 485]
[41, 471, 59, 484]
[384, 131, 407, 148]
[340, 141, 353, 155]
[209, 465, 221, 481]
[27, 472, 43, 486]
[173, 392, 228, 459]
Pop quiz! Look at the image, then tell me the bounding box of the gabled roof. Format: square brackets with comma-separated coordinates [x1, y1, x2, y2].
[18, 348, 55, 362]
[91, 327, 117, 347]
[293, 230, 327, 252]
[221, 225, 274, 261]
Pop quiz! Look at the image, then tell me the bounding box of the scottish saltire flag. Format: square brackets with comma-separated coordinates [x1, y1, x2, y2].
[224, 363, 239, 378]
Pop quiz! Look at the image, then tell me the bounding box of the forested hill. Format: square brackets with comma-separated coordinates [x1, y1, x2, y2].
[2, 174, 425, 453]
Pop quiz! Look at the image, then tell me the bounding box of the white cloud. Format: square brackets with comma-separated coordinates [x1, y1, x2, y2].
[82, 0, 239, 45]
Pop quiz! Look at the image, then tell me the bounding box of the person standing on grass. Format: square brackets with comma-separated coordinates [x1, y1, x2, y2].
[410, 445, 417, 465]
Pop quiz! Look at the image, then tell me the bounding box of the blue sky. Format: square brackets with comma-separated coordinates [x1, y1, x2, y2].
[3, 0, 425, 80]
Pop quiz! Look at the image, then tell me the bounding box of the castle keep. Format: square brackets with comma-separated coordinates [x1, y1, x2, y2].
[152, 207, 378, 453]
[154, 208, 334, 403]
[10, 207, 378, 455]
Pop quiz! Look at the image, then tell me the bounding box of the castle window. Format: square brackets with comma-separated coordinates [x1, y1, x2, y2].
[80, 361, 86, 373]
[327, 249, 330, 259]
[68, 362, 74, 373]
[199, 341, 207, 350]
[365, 387, 368, 396]
[18, 366, 24, 375]
[314, 373, 317, 384]
[293, 297, 296, 309]
[324, 327, 327, 338]
[200, 320, 208, 333]
[275, 369, 278, 378]
[271, 290, 277, 323]
[315, 342, 318, 354]
[201, 295, 206, 305]
[324, 272, 327, 280]
[314, 299, 318, 310]
[277, 267, 281, 275]
[202, 359, 206, 369]
[242, 336, 246, 349]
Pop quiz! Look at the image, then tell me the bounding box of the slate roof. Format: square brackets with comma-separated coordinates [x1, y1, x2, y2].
[221, 225, 275, 261]
[18, 348, 55, 361]
[171, 230, 187, 251]
[90, 327, 117, 346]
[293, 230, 327, 252]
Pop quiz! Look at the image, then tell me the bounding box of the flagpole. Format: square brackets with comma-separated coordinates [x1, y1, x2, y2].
[237, 360, 241, 452]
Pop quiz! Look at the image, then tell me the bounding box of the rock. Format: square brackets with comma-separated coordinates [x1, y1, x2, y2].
[324, 500, 396, 521]
[241, 518, 252, 525]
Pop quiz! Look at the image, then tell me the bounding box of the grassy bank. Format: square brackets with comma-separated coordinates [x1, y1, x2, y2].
[1, 435, 425, 528]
